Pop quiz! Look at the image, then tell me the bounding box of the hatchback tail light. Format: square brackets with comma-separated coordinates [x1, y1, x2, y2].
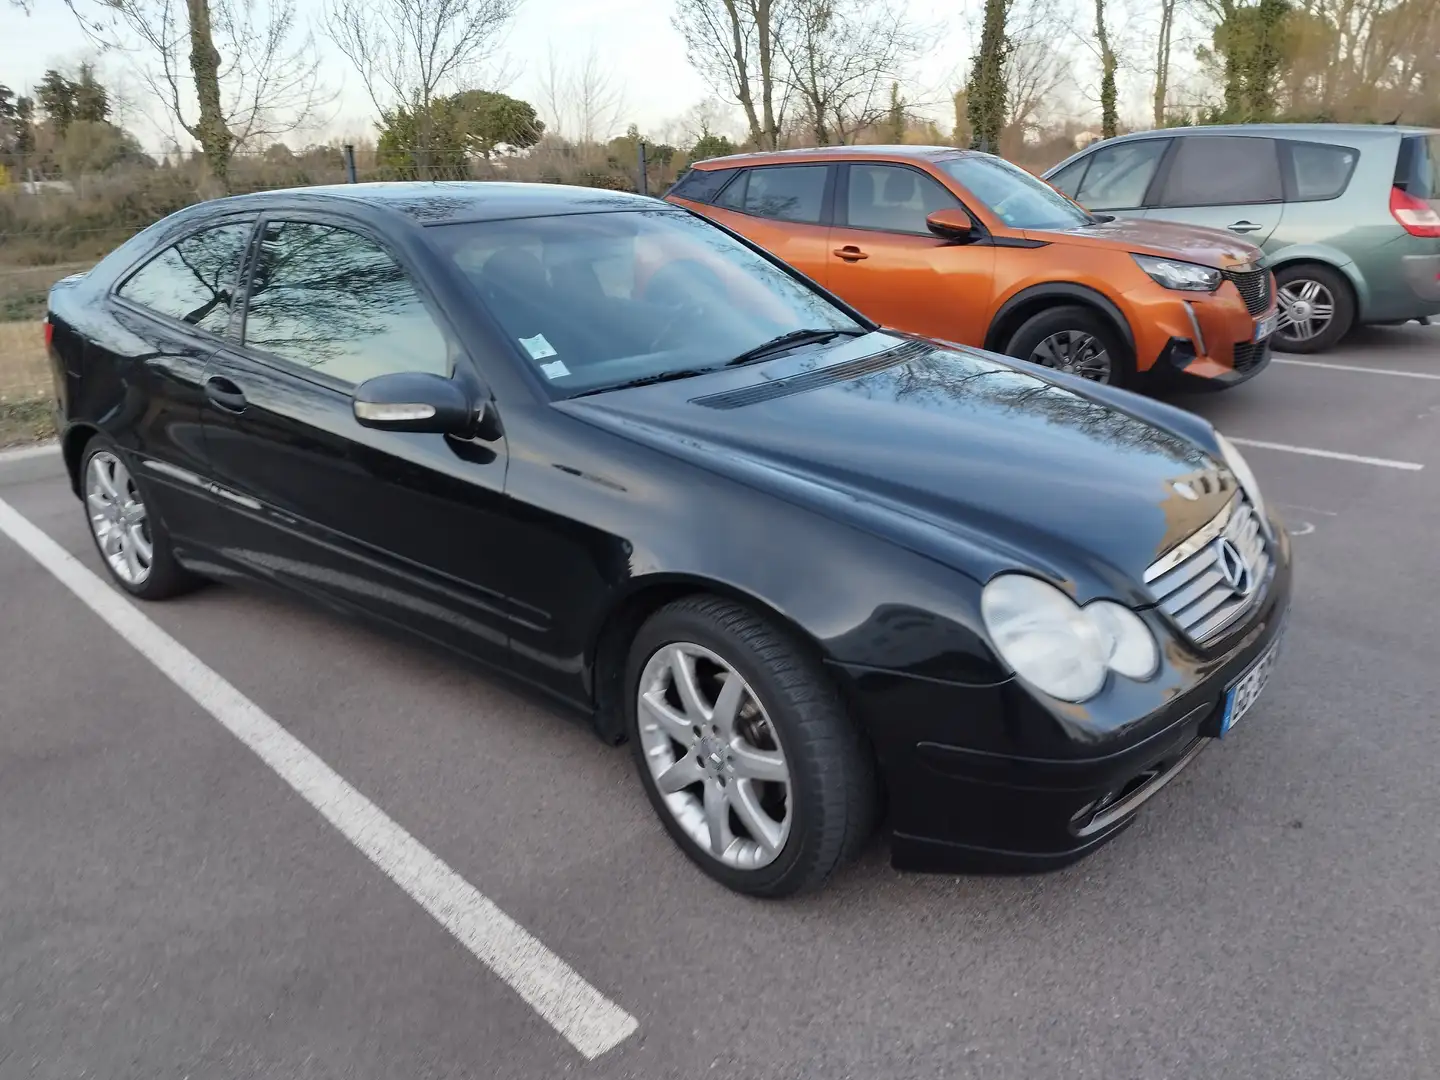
[1390, 185, 1440, 238]
[44, 321, 54, 348]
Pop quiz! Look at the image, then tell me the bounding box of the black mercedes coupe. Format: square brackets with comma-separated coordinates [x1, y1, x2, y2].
[44, 182, 1292, 897]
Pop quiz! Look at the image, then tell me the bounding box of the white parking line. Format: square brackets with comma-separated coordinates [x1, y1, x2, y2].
[1273, 358, 1440, 380]
[0, 495, 639, 1061]
[1227, 436, 1424, 471]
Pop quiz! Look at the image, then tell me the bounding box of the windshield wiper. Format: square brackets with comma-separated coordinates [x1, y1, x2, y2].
[724, 327, 865, 368]
[572, 368, 720, 397]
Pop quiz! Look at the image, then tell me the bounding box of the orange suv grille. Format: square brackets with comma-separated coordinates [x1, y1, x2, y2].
[1223, 269, 1273, 317]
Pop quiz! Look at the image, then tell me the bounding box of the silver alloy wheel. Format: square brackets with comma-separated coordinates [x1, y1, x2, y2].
[86, 450, 153, 586]
[1276, 279, 1335, 342]
[1029, 330, 1113, 382]
[636, 641, 792, 870]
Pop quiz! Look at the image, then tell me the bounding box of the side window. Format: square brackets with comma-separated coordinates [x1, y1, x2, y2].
[117, 221, 252, 334]
[1073, 140, 1169, 209]
[714, 170, 749, 211]
[740, 165, 828, 224]
[668, 167, 737, 204]
[242, 222, 449, 385]
[1048, 160, 1087, 199]
[845, 164, 957, 233]
[1288, 141, 1358, 201]
[1159, 137, 1283, 207]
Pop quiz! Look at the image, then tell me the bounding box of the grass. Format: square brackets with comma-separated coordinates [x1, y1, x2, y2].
[0, 398, 55, 448]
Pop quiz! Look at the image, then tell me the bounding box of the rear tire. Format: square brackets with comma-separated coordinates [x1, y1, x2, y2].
[80, 435, 198, 601]
[1273, 263, 1353, 354]
[625, 595, 878, 898]
[1004, 305, 1134, 388]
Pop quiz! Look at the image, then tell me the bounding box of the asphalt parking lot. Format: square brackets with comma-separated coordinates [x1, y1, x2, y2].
[2, 324, 1438, 1080]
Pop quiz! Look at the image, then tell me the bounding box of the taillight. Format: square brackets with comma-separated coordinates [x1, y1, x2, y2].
[44, 321, 54, 347]
[1390, 185, 1440, 238]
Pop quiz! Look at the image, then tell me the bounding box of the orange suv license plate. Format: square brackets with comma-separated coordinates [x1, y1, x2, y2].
[1253, 311, 1279, 343]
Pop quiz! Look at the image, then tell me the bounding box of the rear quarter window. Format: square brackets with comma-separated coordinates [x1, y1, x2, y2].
[667, 167, 737, 204]
[1286, 141, 1359, 201]
[1396, 135, 1440, 201]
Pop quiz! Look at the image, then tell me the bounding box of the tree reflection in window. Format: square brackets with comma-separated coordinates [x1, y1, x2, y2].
[118, 222, 252, 334]
[243, 222, 449, 385]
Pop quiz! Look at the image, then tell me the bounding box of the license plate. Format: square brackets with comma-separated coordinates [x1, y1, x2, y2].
[1253, 311, 1279, 343]
[1220, 632, 1283, 736]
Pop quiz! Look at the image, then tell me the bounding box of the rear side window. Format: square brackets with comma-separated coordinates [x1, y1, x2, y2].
[1158, 136, 1283, 206]
[1287, 141, 1358, 201]
[242, 221, 450, 385]
[668, 167, 737, 204]
[1073, 139, 1170, 209]
[117, 221, 253, 335]
[1396, 135, 1440, 200]
[730, 165, 828, 224]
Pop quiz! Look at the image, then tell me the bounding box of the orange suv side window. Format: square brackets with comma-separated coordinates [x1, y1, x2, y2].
[845, 164, 957, 235]
[716, 165, 829, 224]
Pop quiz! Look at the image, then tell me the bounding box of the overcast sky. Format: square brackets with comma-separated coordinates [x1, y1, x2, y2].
[1, 0, 1160, 152]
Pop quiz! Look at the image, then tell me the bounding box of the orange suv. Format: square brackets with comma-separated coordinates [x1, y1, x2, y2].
[665, 146, 1279, 389]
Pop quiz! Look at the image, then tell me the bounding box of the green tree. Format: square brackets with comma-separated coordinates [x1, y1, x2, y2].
[967, 0, 1009, 151]
[73, 63, 110, 124]
[377, 90, 544, 176]
[36, 69, 77, 133]
[447, 90, 544, 158]
[1200, 0, 1292, 122]
[887, 81, 906, 143]
[691, 132, 735, 160]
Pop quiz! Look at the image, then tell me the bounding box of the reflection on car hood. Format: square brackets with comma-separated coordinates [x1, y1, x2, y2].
[1032, 217, 1264, 270]
[560, 334, 1236, 603]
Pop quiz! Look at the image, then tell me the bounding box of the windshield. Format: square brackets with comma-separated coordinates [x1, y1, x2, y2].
[430, 209, 866, 397]
[938, 154, 1093, 231]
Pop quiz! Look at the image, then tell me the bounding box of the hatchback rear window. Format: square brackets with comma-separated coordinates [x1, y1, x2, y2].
[1287, 141, 1358, 201]
[1396, 135, 1440, 201]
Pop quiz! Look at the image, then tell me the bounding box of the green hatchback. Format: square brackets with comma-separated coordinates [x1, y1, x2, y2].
[1044, 124, 1440, 354]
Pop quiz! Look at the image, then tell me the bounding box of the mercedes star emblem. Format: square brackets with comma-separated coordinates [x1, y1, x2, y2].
[1213, 537, 1254, 597]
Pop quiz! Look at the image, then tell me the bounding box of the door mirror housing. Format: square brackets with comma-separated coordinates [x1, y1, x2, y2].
[353, 371, 473, 434]
[926, 208, 978, 242]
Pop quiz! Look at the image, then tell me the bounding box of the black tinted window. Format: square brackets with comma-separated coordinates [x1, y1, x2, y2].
[1288, 142, 1358, 200]
[1396, 135, 1440, 201]
[845, 164, 956, 232]
[1075, 139, 1170, 209]
[669, 167, 737, 204]
[741, 165, 827, 223]
[118, 221, 252, 334]
[242, 222, 448, 384]
[1160, 136, 1282, 206]
[1049, 160, 1085, 198]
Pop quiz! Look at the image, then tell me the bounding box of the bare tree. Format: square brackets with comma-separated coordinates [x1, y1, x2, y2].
[75, 0, 329, 184]
[328, 0, 520, 163]
[673, 0, 785, 149]
[536, 42, 626, 145]
[1004, 0, 1075, 143]
[776, 0, 924, 145]
[1153, 0, 1180, 125]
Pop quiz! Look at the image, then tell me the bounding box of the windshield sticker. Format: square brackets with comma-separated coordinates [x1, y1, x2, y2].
[520, 333, 558, 360]
[540, 359, 571, 379]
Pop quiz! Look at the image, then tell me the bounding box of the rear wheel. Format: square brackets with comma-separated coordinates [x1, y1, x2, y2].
[1004, 305, 1133, 388]
[626, 596, 877, 898]
[1273, 263, 1354, 354]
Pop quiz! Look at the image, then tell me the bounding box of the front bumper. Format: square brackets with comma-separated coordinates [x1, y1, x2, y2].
[833, 531, 1293, 874]
[1124, 278, 1279, 389]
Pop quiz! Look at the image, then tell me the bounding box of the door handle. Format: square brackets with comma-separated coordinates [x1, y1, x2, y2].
[833, 245, 869, 261]
[1227, 220, 1262, 233]
[205, 375, 248, 413]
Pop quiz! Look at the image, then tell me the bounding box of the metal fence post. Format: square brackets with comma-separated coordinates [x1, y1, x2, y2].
[637, 141, 648, 197]
[343, 144, 358, 184]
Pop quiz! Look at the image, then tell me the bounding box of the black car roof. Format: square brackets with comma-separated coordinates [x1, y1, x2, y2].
[214, 181, 672, 225]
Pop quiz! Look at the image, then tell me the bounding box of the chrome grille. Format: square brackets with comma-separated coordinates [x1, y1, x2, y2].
[1224, 269, 1273, 317]
[1145, 496, 1270, 645]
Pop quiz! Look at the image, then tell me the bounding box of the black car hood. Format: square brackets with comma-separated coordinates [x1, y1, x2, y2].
[559, 334, 1235, 604]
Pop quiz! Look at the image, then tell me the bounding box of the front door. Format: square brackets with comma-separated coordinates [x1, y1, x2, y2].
[199, 216, 521, 664]
[1146, 135, 1286, 246]
[825, 162, 996, 344]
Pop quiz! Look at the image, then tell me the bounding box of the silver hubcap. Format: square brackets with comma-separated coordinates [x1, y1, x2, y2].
[86, 451, 153, 586]
[637, 642, 792, 870]
[1277, 280, 1335, 342]
[1030, 331, 1112, 382]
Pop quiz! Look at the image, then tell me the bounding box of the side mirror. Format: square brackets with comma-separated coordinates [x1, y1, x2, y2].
[353, 371, 473, 434]
[926, 208, 977, 242]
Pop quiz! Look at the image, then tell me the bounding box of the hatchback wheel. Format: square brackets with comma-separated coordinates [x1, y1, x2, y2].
[82, 437, 197, 600]
[626, 596, 877, 897]
[1005, 305, 1132, 387]
[1273, 264, 1353, 354]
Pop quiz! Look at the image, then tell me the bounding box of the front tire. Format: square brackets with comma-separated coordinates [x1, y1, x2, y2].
[625, 596, 877, 898]
[1004, 305, 1134, 388]
[81, 436, 198, 601]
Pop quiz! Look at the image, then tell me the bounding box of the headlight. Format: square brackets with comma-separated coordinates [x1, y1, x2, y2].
[1215, 431, 1266, 524]
[980, 575, 1160, 703]
[1133, 254, 1222, 292]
